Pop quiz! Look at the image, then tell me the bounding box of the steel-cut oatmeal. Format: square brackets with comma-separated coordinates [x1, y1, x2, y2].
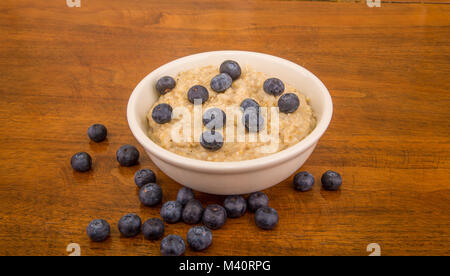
[147, 61, 316, 162]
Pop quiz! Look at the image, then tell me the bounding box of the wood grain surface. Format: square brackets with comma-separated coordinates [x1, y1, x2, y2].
[0, 0, 449, 256]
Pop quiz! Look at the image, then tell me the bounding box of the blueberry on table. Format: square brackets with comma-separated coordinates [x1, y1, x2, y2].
[182, 199, 204, 224]
[160, 201, 183, 224]
[152, 103, 173, 124]
[187, 85, 209, 104]
[255, 206, 279, 230]
[187, 226, 213, 251]
[139, 183, 163, 206]
[203, 108, 226, 130]
[210, 73, 232, 92]
[247, 192, 269, 212]
[142, 218, 165, 241]
[71, 152, 92, 172]
[87, 219, 110, 242]
[293, 171, 315, 192]
[134, 169, 156, 188]
[176, 187, 195, 206]
[219, 60, 241, 80]
[278, 93, 300, 113]
[156, 76, 176, 95]
[263, 78, 285, 96]
[202, 204, 227, 230]
[223, 195, 247, 218]
[87, 124, 107, 142]
[160, 235, 185, 256]
[200, 130, 224, 151]
[242, 109, 264, 133]
[240, 98, 260, 113]
[118, 213, 141, 237]
[321, 170, 342, 191]
[116, 144, 139, 166]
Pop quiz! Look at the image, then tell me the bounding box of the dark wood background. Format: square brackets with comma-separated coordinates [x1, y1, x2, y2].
[0, 0, 449, 256]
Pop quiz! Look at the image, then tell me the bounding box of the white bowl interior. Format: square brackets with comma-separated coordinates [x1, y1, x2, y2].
[130, 51, 331, 157]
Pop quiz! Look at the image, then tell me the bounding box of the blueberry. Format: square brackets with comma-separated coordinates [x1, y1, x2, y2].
[242, 109, 264, 132]
[182, 199, 204, 224]
[152, 103, 173, 124]
[278, 93, 300, 113]
[116, 144, 139, 166]
[176, 187, 195, 206]
[87, 124, 107, 142]
[203, 108, 226, 130]
[187, 226, 212, 251]
[263, 78, 285, 96]
[219, 60, 241, 80]
[210, 73, 232, 92]
[118, 213, 141, 237]
[293, 171, 315, 192]
[160, 201, 183, 224]
[71, 152, 92, 172]
[223, 195, 247, 218]
[87, 219, 110, 242]
[247, 192, 269, 212]
[156, 76, 176, 95]
[187, 85, 209, 104]
[240, 98, 260, 112]
[134, 169, 156, 188]
[139, 183, 163, 206]
[200, 130, 224, 151]
[160, 235, 185, 256]
[321, 170, 342, 191]
[142, 218, 165, 240]
[202, 204, 227, 230]
[255, 206, 278, 230]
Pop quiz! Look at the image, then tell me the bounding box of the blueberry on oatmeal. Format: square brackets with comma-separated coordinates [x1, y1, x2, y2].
[203, 108, 226, 130]
[187, 85, 209, 104]
[242, 109, 264, 132]
[156, 76, 176, 95]
[152, 103, 173, 124]
[219, 60, 241, 80]
[210, 73, 232, 92]
[240, 98, 260, 113]
[278, 93, 300, 113]
[263, 78, 285, 96]
[200, 130, 224, 151]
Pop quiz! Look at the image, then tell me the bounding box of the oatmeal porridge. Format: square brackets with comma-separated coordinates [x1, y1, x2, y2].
[147, 60, 316, 162]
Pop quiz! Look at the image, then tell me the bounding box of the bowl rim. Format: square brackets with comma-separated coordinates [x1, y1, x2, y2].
[127, 50, 332, 173]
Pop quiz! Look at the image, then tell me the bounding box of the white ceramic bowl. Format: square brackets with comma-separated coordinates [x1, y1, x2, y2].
[127, 51, 332, 195]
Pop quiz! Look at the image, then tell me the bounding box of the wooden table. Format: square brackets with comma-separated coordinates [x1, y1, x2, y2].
[0, 0, 449, 256]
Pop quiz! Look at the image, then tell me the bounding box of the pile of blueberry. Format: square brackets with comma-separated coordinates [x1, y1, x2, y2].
[151, 60, 302, 152]
[71, 123, 283, 255]
[72, 124, 342, 255]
